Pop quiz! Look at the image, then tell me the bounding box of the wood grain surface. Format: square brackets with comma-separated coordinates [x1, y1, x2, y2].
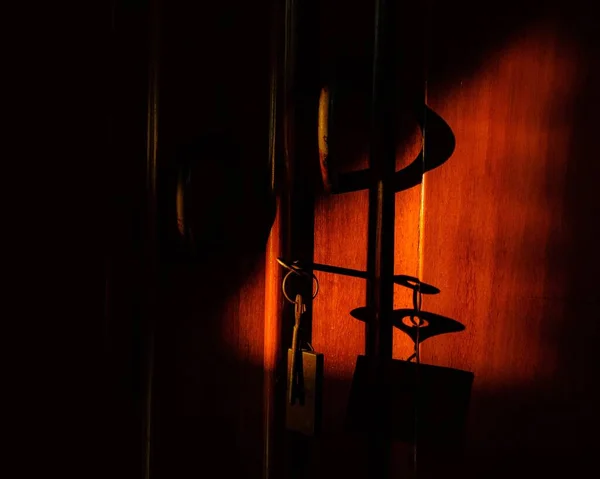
[150, 2, 272, 479]
[148, 1, 600, 478]
[419, 3, 600, 477]
[307, 1, 599, 478]
[308, 2, 431, 477]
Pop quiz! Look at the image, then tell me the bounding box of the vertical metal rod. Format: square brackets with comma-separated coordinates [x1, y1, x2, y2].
[284, 1, 319, 477]
[264, 0, 296, 478]
[366, 0, 396, 360]
[366, 0, 397, 477]
[264, 1, 283, 477]
[143, 0, 160, 477]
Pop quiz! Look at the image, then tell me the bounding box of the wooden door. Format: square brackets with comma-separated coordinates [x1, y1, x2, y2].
[309, 1, 600, 478]
[420, 1, 600, 476]
[149, 2, 272, 478]
[145, 0, 600, 478]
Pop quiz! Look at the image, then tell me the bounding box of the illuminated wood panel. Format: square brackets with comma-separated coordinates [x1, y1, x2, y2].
[153, 1, 600, 478]
[393, 123, 426, 362]
[310, 2, 430, 477]
[421, 8, 600, 476]
[311, 191, 369, 477]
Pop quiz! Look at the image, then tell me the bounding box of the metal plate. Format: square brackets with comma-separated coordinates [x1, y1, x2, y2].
[286, 350, 323, 436]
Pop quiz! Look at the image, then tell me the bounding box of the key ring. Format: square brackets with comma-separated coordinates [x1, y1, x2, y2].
[278, 258, 319, 304]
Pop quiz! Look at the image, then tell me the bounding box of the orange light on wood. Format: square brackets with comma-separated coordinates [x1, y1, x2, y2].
[263, 198, 284, 477]
[422, 24, 581, 386]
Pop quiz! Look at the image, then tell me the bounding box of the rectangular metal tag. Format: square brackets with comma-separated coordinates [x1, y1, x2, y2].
[285, 349, 323, 436]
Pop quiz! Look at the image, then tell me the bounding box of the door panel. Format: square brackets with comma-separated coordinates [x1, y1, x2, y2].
[421, 2, 600, 476]
[151, 2, 271, 478]
[148, 1, 600, 478]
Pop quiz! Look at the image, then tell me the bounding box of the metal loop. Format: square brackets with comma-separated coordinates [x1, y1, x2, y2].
[282, 269, 319, 304]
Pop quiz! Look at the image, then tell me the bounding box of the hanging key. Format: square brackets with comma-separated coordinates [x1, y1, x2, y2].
[286, 294, 324, 436]
[289, 293, 306, 405]
[278, 258, 324, 436]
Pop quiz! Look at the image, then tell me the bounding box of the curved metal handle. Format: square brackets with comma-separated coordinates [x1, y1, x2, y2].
[318, 87, 333, 193]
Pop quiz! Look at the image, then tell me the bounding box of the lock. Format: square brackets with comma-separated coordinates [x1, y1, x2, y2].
[286, 348, 323, 436]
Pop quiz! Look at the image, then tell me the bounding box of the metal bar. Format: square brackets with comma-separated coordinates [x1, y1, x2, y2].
[366, 0, 396, 365]
[264, 0, 299, 477]
[366, 0, 397, 477]
[311, 263, 368, 279]
[142, 0, 160, 476]
[280, 1, 320, 478]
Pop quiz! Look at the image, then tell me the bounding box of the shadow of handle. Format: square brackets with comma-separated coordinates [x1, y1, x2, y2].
[317, 87, 456, 195]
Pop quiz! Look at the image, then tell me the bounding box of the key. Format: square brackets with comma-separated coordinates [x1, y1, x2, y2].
[288, 293, 306, 404]
[285, 294, 324, 436]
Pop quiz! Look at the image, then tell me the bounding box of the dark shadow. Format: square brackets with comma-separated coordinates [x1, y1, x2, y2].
[158, 131, 276, 299]
[341, 275, 471, 474]
[346, 356, 474, 443]
[331, 104, 456, 194]
[394, 275, 441, 295]
[351, 307, 465, 344]
[350, 277, 464, 345]
[392, 105, 456, 193]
